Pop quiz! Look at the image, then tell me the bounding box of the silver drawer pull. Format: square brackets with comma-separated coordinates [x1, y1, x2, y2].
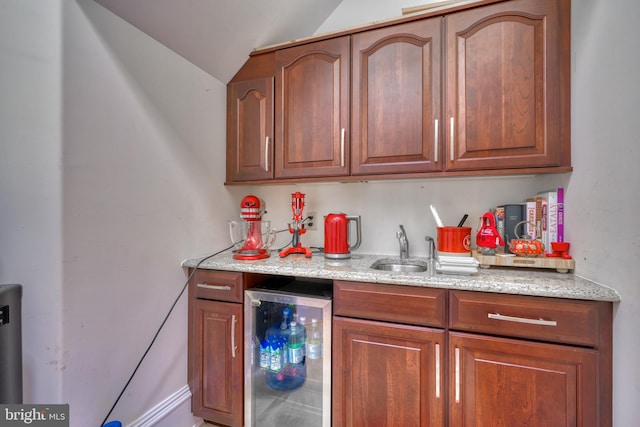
[488, 312, 558, 327]
[197, 283, 232, 291]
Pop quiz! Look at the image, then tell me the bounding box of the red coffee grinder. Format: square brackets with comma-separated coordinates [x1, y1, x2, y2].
[279, 192, 312, 258]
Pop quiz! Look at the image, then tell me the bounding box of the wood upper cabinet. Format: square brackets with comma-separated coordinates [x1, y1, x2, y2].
[445, 0, 570, 171]
[351, 18, 443, 175]
[226, 78, 274, 181]
[275, 37, 350, 178]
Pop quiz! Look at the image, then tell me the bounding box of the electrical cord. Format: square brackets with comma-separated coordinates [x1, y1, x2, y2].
[102, 218, 317, 425]
[100, 244, 234, 427]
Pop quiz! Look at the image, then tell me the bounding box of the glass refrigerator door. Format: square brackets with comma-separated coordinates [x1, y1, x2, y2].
[245, 288, 332, 427]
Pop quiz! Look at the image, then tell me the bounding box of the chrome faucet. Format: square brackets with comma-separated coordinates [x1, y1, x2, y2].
[396, 225, 409, 259]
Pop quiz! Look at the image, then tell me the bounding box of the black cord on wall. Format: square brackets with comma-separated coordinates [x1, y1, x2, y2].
[100, 245, 234, 427]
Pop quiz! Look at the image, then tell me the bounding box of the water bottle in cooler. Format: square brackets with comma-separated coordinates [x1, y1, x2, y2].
[307, 318, 322, 359]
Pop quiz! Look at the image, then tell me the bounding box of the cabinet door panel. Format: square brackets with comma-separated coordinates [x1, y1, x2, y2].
[191, 300, 243, 426]
[446, 0, 569, 170]
[275, 37, 349, 178]
[450, 332, 598, 427]
[333, 317, 444, 427]
[352, 19, 443, 175]
[227, 78, 274, 181]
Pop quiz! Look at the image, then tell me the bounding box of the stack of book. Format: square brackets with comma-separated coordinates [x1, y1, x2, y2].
[492, 187, 564, 255]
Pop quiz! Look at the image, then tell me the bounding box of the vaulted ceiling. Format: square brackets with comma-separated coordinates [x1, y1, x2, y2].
[93, 0, 344, 83]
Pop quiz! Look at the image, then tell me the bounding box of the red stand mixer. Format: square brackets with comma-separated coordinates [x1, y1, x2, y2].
[230, 195, 276, 260]
[279, 192, 312, 258]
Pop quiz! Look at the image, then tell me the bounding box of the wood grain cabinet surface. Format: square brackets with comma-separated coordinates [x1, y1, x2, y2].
[226, 0, 571, 184]
[274, 37, 350, 179]
[187, 271, 612, 426]
[444, 0, 571, 171]
[188, 270, 245, 427]
[351, 18, 443, 175]
[448, 290, 612, 427]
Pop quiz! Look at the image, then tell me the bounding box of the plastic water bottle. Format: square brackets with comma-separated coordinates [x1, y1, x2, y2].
[259, 339, 270, 369]
[307, 318, 322, 359]
[288, 321, 304, 364]
[298, 316, 307, 357]
[269, 336, 282, 372]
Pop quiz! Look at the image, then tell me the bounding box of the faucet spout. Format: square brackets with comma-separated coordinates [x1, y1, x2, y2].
[396, 225, 409, 259]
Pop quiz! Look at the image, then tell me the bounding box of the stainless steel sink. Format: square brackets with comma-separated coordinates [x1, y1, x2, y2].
[370, 258, 429, 273]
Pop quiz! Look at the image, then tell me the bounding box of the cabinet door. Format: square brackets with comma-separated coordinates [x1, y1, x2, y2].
[275, 37, 350, 178]
[333, 317, 444, 427]
[351, 18, 443, 175]
[191, 299, 243, 426]
[227, 78, 274, 182]
[445, 0, 570, 171]
[449, 332, 599, 427]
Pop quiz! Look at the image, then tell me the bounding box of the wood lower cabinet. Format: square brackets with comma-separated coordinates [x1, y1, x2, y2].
[333, 282, 612, 427]
[333, 317, 444, 427]
[191, 299, 243, 426]
[445, 0, 570, 171]
[333, 281, 446, 427]
[449, 332, 598, 427]
[188, 270, 246, 427]
[449, 290, 612, 427]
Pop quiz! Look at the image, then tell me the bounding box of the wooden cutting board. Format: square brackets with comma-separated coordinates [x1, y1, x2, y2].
[473, 250, 575, 273]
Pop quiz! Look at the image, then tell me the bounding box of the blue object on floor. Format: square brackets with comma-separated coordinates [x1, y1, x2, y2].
[102, 422, 122, 427]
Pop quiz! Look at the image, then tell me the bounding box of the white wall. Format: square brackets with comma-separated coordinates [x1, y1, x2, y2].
[0, 0, 64, 405]
[60, 1, 244, 425]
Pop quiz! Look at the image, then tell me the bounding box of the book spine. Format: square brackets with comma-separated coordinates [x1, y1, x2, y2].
[540, 198, 549, 250]
[503, 204, 524, 254]
[548, 190, 558, 245]
[524, 200, 537, 240]
[557, 187, 564, 242]
[494, 206, 505, 253]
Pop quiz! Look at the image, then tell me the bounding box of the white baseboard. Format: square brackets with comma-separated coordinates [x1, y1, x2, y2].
[127, 385, 192, 427]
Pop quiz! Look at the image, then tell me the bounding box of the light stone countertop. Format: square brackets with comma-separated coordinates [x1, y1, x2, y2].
[181, 251, 621, 302]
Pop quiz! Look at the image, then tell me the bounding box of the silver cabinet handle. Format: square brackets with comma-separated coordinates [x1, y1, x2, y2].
[231, 314, 237, 358]
[196, 283, 231, 291]
[449, 117, 455, 161]
[488, 312, 558, 327]
[265, 136, 270, 172]
[435, 343, 441, 398]
[434, 119, 439, 163]
[454, 347, 460, 403]
[340, 128, 345, 167]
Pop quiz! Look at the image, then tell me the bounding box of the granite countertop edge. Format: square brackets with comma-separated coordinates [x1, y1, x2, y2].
[181, 252, 621, 302]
